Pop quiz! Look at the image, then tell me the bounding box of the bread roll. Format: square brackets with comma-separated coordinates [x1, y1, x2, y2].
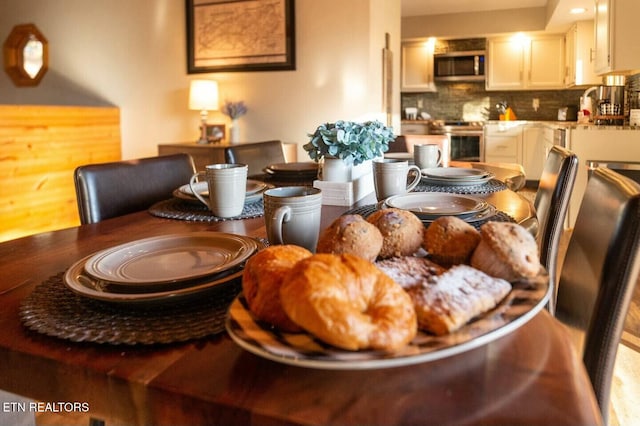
[242, 245, 312, 332]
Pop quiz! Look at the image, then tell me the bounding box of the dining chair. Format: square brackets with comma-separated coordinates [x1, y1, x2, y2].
[224, 140, 286, 177]
[533, 145, 578, 313]
[555, 166, 640, 426]
[74, 153, 196, 224]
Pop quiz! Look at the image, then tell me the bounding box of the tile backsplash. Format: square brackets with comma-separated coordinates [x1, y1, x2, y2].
[402, 82, 585, 122]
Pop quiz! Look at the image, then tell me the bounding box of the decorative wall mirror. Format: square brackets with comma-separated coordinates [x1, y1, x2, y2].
[3, 23, 49, 87]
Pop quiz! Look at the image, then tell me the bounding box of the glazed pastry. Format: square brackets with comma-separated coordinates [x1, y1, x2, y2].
[280, 253, 417, 351]
[375, 255, 445, 288]
[242, 245, 312, 332]
[405, 264, 512, 336]
[316, 214, 383, 262]
[366, 208, 424, 258]
[424, 216, 481, 266]
[470, 222, 541, 281]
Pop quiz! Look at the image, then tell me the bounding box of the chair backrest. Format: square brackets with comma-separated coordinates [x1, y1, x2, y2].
[555, 167, 640, 425]
[224, 140, 285, 176]
[533, 145, 578, 311]
[74, 153, 196, 224]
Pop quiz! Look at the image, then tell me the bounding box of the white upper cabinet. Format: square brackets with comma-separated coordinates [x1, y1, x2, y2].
[594, 0, 640, 75]
[486, 34, 565, 91]
[401, 41, 436, 92]
[565, 20, 601, 87]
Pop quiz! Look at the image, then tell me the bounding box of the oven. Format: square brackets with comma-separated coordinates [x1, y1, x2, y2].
[429, 121, 484, 162]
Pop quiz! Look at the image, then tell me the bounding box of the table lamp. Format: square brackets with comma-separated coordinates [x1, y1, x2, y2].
[189, 79, 219, 144]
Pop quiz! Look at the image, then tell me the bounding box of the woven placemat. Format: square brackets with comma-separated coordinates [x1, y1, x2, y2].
[149, 198, 264, 222]
[415, 178, 507, 194]
[19, 273, 241, 345]
[345, 204, 515, 230]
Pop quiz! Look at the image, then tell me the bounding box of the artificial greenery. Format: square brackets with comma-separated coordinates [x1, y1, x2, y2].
[304, 120, 395, 165]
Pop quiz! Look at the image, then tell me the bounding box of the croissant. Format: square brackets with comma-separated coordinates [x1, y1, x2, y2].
[280, 253, 417, 351]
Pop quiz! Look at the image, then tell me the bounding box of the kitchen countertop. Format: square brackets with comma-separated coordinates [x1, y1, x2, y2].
[401, 119, 640, 131]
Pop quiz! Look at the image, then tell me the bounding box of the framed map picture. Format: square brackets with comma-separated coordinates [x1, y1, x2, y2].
[186, 0, 296, 73]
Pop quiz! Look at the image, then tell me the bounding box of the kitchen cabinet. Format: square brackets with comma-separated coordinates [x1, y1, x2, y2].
[594, 0, 640, 74]
[564, 20, 600, 87]
[401, 41, 436, 92]
[522, 124, 545, 181]
[566, 127, 640, 227]
[401, 122, 429, 135]
[486, 34, 565, 90]
[484, 122, 523, 164]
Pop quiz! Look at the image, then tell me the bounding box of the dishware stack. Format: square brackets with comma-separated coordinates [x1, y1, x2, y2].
[174, 179, 270, 206]
[380, 192, 497, 226]
[63, 232, 261, 304]
[263, 162, 320, 183]
[420, 167, 494, 187]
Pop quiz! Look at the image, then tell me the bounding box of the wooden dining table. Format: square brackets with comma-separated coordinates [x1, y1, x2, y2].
[0, 183, 602, 425]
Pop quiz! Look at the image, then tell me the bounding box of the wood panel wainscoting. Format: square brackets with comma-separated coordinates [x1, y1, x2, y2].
[0, 105, 121, 242]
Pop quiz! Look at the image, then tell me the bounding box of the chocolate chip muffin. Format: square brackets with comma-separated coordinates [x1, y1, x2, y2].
[423, 216, 481, 266]
[367, 208, 424, 258]
[316, 214, 383, 262]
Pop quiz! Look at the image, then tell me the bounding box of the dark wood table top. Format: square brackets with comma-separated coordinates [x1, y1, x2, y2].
[0, 190, 602, 425]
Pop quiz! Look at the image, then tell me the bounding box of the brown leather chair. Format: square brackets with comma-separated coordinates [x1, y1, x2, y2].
[555, 167, 640, 425]
[533, 145, 578, 312]
[224, 140, 286, 177]
[74, 153, 196, 224]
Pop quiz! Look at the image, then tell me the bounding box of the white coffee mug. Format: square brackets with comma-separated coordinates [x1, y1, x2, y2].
[372, 159, 421, 201]
[263, 186, 322, 252]
[189, 163, 247, 218]
[414, 144, 443, 169]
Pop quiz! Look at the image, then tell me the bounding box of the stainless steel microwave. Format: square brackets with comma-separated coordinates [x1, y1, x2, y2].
[434, 51, 485, 82]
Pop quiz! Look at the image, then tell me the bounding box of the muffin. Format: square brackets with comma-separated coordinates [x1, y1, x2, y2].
[316, 214, 383, 262]
[424, 216, 481, 266]
[367, 208, 424, 258]
[470, 221, 541, 281]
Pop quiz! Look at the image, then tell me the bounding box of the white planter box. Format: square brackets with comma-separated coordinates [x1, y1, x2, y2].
[313, 171, 374, 206]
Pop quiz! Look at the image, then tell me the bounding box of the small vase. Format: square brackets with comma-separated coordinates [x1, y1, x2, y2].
[322, 157, 352, 182]
[230, 119, 240, 144]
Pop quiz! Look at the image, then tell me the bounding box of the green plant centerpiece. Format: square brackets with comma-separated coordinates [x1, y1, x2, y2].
[304, 120, 395, 166]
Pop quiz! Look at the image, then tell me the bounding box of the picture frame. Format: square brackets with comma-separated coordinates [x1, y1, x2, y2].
[186, 0, 296, 73]
[205, 123, 225, 143]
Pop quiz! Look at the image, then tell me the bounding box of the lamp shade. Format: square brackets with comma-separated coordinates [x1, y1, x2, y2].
[189, 79, 219, 111]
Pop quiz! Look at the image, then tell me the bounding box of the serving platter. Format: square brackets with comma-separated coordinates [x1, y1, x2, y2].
[84, 233, 258, 285]
[226, 271, 550, 369]
[384, 192, 488, 220]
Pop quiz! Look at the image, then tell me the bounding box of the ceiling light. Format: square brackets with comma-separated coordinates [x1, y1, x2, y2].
[570, 7, 587, 14]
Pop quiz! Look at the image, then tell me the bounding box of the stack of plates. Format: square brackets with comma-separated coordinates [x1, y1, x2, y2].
[63, 233, 260, 304]
[263, 162, 319, 181]
[173, 179, 270, 204]
[421, 167, 494, 186]
[383, 192, 497, 224]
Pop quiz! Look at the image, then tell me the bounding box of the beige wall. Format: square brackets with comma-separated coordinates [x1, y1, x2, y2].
[0, 0, 401, 161]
